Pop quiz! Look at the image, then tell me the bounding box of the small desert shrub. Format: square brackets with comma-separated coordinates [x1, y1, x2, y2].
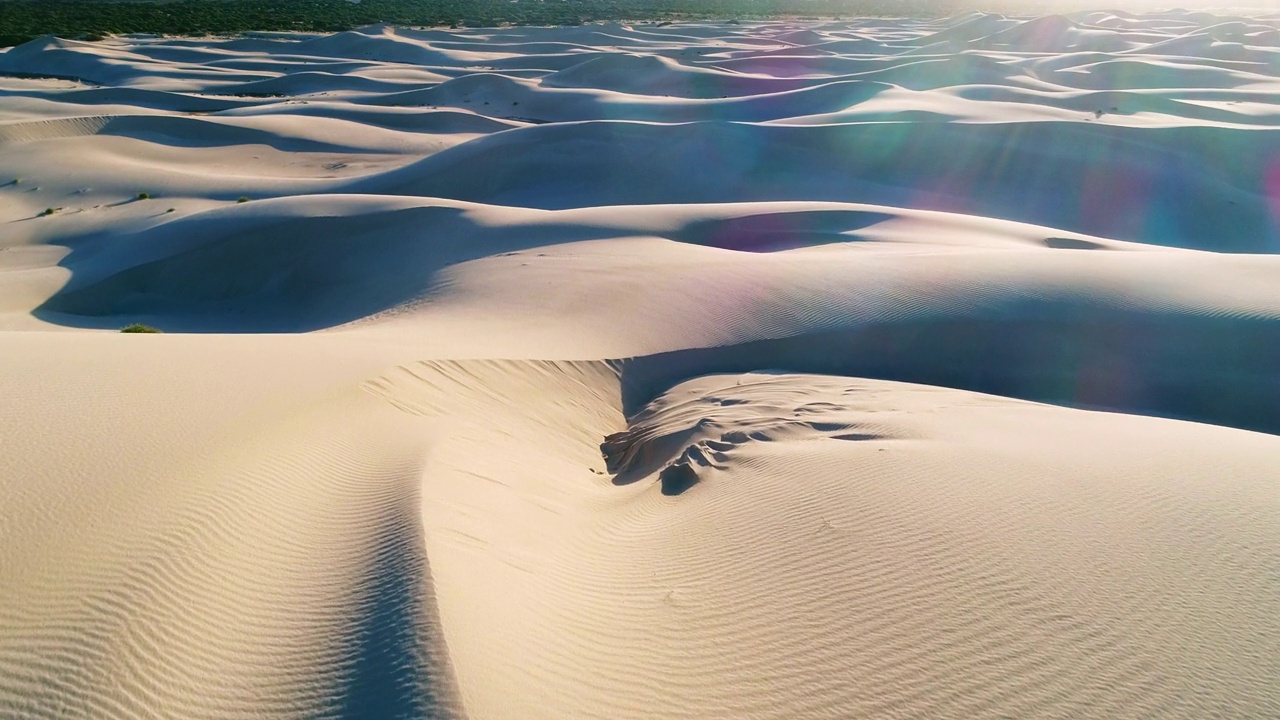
[40, 207, 58, 216]
[137, 192, 151, 200]
[236, 196, 250, 203]
[166, 208, 175, 213]
[120, 323, 162, 333]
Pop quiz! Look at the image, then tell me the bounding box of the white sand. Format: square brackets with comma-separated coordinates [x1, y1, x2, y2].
[2, 11, 1280, 719]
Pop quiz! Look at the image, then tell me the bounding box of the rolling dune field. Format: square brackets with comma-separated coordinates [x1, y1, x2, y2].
[2, 10, 1280, 719]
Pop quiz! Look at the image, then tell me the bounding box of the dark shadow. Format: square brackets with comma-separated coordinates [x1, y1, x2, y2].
[831, 433, 883, 442]
[603, 395, 891, 496]
[602, 420, 708, 486]
[337, 484, 460, 720]
[359, 120, 1280, 252]
[33, 205, 655, 332]
[1043, 237, 1105, 250]
[0, 70, 98, 85]
[33, 204, 902, 332]
[668, 210, 893, 252]
[0, 86, 245, 113]
[658, 462, 700, 495]
[616, 311, 1280, 436]
[95, 115, 365, 153]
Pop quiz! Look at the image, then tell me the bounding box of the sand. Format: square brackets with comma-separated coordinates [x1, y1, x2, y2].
[2, 10, 1279, 719]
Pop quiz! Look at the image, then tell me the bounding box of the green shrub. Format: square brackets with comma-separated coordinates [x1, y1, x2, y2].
[0, 0, 950, 50]
[39, 207, 58, 216]
[236, 196, 250, 203]
[0, 34, 36, 49]
[137, 192, 150, 200]
[120, 323, 163, 333]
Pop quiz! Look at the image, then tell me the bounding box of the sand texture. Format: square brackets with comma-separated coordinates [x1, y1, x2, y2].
[2, 10, 1280, 719]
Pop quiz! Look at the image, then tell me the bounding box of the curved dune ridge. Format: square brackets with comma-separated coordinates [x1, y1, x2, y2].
[2, 9, 1280, 720]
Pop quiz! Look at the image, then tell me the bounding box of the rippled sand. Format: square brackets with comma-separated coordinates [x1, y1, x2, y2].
[2, 11, 1279, 719]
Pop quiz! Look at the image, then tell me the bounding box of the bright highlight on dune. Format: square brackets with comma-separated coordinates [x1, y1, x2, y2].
[2, 8, 1280, 719]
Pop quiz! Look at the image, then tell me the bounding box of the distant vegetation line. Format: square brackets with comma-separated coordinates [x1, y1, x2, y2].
[0, 0, 965, 48]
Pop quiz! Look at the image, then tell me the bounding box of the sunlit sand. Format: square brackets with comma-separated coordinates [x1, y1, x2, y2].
[2, 11, 1279, 718]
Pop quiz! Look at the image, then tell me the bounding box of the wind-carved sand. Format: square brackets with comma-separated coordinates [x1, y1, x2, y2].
[2, 10, 1280, 719]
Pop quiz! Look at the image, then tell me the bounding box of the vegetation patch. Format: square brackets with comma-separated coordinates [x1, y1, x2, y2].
[0, 0, 964, 47]
[120, 323, 163, 333]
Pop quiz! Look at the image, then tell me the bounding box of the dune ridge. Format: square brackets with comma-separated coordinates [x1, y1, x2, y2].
[2, 10, 1280, 719]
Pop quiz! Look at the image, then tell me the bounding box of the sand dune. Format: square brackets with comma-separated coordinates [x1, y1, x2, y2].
[3, 10, 1280, 719]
